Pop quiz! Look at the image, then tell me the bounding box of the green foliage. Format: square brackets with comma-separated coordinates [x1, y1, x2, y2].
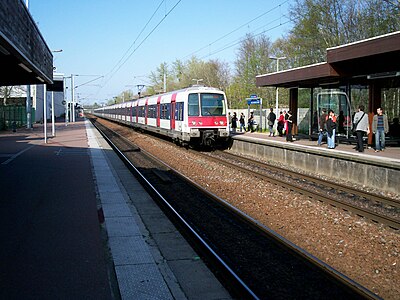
[113, 0, 399, 111]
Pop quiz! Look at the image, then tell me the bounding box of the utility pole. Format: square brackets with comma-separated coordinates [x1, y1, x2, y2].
[71, 74, 75, 122]
[163, 72, 167, 92]
[137, 84, 145, 99]
[26, 85, 31, 129]
[269, 56, 286, 131]
[25, 0, 31, 129]
[43, 84, 47, 143]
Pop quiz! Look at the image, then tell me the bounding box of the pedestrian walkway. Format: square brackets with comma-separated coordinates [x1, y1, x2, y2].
[0, 120, 114, 299]
[234, 131, 400, 161]
[0, 119, 231, 299]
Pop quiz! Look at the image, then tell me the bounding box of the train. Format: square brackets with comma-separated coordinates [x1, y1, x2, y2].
[93, 86, 231, 148]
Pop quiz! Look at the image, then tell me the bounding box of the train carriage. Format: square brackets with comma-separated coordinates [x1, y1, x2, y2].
[94, 86, 230, 148]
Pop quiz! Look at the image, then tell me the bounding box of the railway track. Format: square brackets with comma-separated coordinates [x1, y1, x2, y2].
[200, 150, 400, 230]
[89, 116, 379, 299]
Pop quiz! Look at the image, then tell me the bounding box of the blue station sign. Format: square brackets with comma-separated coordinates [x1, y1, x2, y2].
[246, 94, 262, 105]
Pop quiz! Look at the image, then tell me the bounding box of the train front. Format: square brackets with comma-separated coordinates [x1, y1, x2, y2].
[187, 91, 230, 148]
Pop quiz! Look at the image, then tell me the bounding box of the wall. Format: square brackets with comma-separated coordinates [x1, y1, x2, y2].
[230, 136, 400, 194]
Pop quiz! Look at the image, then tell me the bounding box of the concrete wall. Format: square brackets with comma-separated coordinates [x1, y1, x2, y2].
[230, 136, 400, 194]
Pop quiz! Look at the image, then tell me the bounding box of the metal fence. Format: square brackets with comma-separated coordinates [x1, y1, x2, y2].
[0, 105, 27, 130]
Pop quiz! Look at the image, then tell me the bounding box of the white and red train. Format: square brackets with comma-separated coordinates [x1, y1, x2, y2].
[94, 86, 230, 147]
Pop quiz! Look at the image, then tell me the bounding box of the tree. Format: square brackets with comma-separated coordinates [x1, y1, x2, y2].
[230, 33, 277, 108]
[146, 57, 231, 95]
[287, 0, 400, 65]
[0, 86, 27, 105]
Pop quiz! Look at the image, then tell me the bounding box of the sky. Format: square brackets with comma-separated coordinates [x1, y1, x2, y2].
[29, 0, 294, 105]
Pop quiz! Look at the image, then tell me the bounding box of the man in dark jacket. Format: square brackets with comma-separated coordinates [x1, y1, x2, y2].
[267, 108, 276, 137]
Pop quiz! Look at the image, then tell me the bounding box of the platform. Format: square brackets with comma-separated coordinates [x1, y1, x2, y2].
[230, 131, 400, 194]
[0, 119, 231, 299]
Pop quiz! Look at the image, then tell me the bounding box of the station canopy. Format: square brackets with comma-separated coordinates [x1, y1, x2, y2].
[256, 31, 400, 89]
[0, 1, 53, 86]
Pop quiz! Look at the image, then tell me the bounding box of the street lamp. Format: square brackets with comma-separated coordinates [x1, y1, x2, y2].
[269, 56, 286, 128]
[192, 78, 203, 85]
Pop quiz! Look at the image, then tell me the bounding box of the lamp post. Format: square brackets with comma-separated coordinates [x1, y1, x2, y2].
[51, 50, 62, 136]
[269, 56, 286, 128]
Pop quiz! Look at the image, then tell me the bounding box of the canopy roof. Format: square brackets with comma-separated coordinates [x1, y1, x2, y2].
[256, 31, 400, 88]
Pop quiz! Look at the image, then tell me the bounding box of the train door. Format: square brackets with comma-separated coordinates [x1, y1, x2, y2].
[145, 98, 148, 125]
[170, 93, 177, 130]
[157, 96, 161, 128]
[135, 102, 139, 124]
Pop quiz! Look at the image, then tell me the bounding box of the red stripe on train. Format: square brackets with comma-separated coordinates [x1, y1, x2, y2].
[188, 116, 227, 127]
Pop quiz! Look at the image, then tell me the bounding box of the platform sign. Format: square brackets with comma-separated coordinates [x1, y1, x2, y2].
[246, 96, 262, 105]
[246, 95, 263, 132]
[246, 99, 260, 105]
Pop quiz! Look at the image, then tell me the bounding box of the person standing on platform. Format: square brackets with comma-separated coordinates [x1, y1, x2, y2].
[353, 105, 369, 152]
[267, 108, 276, 137]
[248, 112, 255, 132]
[277, 111, 285, 136]
[239, 113, 246, 132]
[228, 112, 232, 132]
[326, 110, 337, 149]
[286, 110, 293, 142]
[317, 108, 327, 146]
[283, 110, 288, 136]
[231, 112, 238, 133]
[372, 107, 389, 152]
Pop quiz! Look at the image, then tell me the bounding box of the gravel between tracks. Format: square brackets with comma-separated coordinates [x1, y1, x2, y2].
[102, 119, 399, 300]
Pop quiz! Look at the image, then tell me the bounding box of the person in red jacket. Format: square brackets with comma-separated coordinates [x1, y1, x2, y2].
[277, 111, 285, 137]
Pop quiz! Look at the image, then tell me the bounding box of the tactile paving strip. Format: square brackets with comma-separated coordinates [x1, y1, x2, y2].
[115, 264, 172, 300]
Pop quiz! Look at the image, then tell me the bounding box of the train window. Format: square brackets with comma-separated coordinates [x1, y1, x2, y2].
[166, 103, 171, 119]
[138, 106, 145, 117]
[188, 93, 199, 116]
[175, 102, 184, 121]
[200, 93, 226, 116]
[161, 104, 171, 120]
[148, 105, 157, 118]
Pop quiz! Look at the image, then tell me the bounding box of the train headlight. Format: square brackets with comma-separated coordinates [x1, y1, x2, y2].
[198, 121, 203, 125]
[214, 121, 219, 125]
[219, 121, 224, 125]
[191, 121, 197, 126]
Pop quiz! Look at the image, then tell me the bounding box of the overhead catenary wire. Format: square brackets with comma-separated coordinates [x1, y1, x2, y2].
[200, 16, 293, 60]
[183, 0, 290, 60]
[96, 0, 182, 97]
[104, 0, 165, 80]
[97, 1, 291, 101]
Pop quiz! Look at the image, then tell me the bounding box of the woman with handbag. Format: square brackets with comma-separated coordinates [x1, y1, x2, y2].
[326, 110, 337, 149]
[353, 105, 369, 152]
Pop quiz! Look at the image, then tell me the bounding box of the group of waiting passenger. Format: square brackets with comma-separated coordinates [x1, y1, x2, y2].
[230, 105, 392, 153]
[318, 105, 389, 152]
[229, 109, 294, 142]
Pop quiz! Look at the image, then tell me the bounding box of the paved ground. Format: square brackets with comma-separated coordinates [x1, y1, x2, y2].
[234, 130, 400, 160]
[0, 119, 231, 300]
[0, 120, 115, 299]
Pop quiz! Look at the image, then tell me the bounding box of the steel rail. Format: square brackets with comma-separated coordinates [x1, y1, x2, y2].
[90, 117, 380, 299]
[219, 150, 400, 209]
[200, 150, 399, 230]
[89, 118, 259, 299]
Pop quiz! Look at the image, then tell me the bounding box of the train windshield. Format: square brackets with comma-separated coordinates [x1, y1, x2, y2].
[200, 93, 226, 116]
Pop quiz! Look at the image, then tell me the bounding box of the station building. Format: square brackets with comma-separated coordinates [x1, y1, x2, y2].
[256, 31, 400, 145]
